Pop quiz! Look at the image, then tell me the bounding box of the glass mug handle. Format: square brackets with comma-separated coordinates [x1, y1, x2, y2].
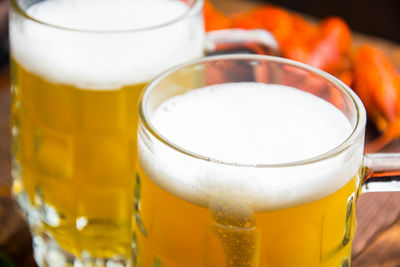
[205, 28, 280, 56]
[339, 153, 400, 262]
[362, 153, 400, 193]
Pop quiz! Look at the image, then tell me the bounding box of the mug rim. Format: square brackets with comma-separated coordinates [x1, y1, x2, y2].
[9, 0, 204, 33]
[139, 54, 367, 168]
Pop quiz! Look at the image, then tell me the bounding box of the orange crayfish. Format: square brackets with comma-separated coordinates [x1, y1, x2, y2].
[205, 2, 352, 76]
[203, 0, 232, 32]
[352, 45, 400, 152]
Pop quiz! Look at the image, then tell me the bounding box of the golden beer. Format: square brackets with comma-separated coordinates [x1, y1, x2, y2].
[11, 61, 143, 258]
[134, 167, 359, 267]
[136, 74, 365, 266]
[10, 0, 204, 264]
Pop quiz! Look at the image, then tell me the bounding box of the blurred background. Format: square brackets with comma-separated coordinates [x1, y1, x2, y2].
[213, 0, 400, 43]
[266, 0, 400, 44]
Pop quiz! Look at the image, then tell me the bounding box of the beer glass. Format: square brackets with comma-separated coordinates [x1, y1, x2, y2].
[136, 54, 400, 266]
[9, 0, 277, 266]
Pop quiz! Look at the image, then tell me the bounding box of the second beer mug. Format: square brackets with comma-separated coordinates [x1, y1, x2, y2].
[136, 55, 400, 266]
[9, 0, 277, 266]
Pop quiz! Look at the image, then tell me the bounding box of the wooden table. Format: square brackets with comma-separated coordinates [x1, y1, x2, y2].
[1, 0, 400, 266]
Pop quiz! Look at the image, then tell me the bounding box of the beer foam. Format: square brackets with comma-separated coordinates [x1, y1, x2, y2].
[138, 83, 364, 211]
[10, 0, 204, 89]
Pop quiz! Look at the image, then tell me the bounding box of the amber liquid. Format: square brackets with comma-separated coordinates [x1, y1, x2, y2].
[11, 59, 144, 259]
[134, 162, 360, 267]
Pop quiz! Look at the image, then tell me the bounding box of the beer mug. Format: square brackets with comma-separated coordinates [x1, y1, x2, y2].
[136, 54, 400, 266]
[9, 0, 277, 266]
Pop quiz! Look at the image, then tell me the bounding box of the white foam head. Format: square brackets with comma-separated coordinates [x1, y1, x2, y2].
[138, 83, 364, 211]
[10, 0, 205, 89]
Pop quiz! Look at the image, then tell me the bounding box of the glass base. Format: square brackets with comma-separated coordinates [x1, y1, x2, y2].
[13, 189, 131, 267]
[32, 231, 131, 267]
